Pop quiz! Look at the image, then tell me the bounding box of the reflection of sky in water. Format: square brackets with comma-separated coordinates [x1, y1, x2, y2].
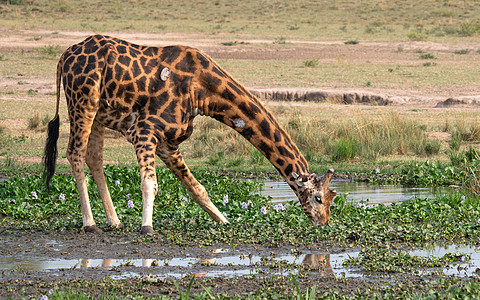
[261, 179, 449, 205]
[2, 244, 479, 279]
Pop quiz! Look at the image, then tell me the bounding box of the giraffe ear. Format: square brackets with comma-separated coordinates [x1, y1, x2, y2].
[291, 172, 299, 180]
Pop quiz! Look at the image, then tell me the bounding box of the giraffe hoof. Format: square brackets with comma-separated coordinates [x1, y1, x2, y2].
[140, 226, 155, 235]
[84, 225, 103, 234]
[107, 223, 124, 231]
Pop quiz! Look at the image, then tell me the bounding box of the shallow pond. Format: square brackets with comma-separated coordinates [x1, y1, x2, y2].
[262, 179, 449, 205]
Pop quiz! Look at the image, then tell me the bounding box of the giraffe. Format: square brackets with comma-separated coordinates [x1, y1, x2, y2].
[43, 35, 337, 234]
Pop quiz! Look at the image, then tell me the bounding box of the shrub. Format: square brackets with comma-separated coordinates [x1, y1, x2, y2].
[303, 59, 319, 68]
[419, 53, 436, 59]
[458, 21, 480, 37]
[407, 30, 427, 41]
[454, 49, 470, 55]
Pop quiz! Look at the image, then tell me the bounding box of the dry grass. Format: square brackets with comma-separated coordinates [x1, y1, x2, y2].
[2, 0, 480, 42]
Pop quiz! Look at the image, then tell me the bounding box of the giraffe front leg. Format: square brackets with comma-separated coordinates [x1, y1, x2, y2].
[86, 121, 123, 229]
[133, 143, 158, 234]
[157, 144, 228, 224]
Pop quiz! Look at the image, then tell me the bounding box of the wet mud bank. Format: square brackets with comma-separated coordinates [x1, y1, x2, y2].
[2, 228, 480, 298]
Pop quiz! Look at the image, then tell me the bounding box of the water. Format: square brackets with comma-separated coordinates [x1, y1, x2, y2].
[261, 179, 448, 205]
[1, 244, 479, 279]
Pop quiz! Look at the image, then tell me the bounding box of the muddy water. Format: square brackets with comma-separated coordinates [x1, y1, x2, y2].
[262, 180, 447, 204]
[1, 244, 479, 279]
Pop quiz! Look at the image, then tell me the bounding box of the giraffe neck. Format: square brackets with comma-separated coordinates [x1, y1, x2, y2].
[194, 61, 309, 180]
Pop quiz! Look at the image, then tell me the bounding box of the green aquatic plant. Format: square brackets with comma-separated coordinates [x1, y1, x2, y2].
[2, 164, 480, 247]
[344, 247, 470, 273]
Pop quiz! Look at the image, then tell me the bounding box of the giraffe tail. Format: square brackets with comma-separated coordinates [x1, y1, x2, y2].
[42, 57, 63, 193]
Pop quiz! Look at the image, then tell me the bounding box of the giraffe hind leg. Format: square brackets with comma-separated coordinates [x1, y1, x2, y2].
[65, 74, 103, 233]
[66, 110, 101, 233]
[86, 120, 123, 229]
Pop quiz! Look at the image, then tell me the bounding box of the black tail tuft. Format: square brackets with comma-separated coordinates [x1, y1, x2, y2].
[43, 115, 60, 193]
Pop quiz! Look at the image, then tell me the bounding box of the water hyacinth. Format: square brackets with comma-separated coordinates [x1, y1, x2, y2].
[182, 196, 188, 202]
[59, 193, 65, 201]
[273, 203, 285, 212]
[222, 195, 229, 206]
[115, 180, 120, 185]
[375, 168, 381, 174]
[31, 191, 38, 199]
[126, 193, 131, 201]
[261, 206, 267, 214]
[357, 202, 374, 209]
[222, 212, 227, 217]
[127, 200, 134, 209]
[241, 202, 248, 209]
[40, 295, 48, 300]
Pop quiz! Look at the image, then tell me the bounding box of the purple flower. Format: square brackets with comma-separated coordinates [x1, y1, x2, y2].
[247, 200, 252, 205]
[461, 195, 466, 201]
[182, 196, 188, 202]
[31, 191, 38, 199]
[222, 212, 227, 217]
[273, 204, 285, 212]
[59, 193, 65, 201]
[10, 199, 16, 204]
[115, 180, 120, 185]
[41, 295, 48, 300]
[127, 200, 134, 209]
[375, 168, 381, 174]
[126, 193, 131, 201]
[241, 202, 248, 209]
[48, 289, 53, 295]
[261, 206, 267, 214]
[222, 195, 229, 206]
[477, 218, 480, 224]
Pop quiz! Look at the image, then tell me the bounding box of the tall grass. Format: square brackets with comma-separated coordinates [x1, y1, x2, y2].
[184, 110, 439, 164]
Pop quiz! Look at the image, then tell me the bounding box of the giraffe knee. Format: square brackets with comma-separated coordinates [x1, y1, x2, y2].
[142, 177, 158, 196]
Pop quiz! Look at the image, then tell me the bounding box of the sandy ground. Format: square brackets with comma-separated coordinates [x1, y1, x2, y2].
[1, 29, 479, 106]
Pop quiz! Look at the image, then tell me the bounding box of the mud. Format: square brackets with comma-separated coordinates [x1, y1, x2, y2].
[1, 228, 476, 298]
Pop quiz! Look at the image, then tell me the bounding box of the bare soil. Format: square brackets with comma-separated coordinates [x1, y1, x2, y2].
[1, 29, 480, 106]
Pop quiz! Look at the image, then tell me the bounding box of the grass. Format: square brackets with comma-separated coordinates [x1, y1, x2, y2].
[2, 0, 480, 42]
[8, 277, 480, 299]
[2, 96, 480, 177]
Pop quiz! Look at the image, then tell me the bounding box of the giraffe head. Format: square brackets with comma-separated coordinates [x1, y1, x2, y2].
[291, 168, 336, 226]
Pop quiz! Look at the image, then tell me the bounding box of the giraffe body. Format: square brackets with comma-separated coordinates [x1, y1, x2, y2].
[43, 35, 336, 233]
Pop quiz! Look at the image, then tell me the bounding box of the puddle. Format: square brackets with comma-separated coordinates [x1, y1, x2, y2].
[0, 250, 359, 279]
[411, 244, 480, 277]
[2, 244, 478, 279]
[261, 179, 448, 205]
